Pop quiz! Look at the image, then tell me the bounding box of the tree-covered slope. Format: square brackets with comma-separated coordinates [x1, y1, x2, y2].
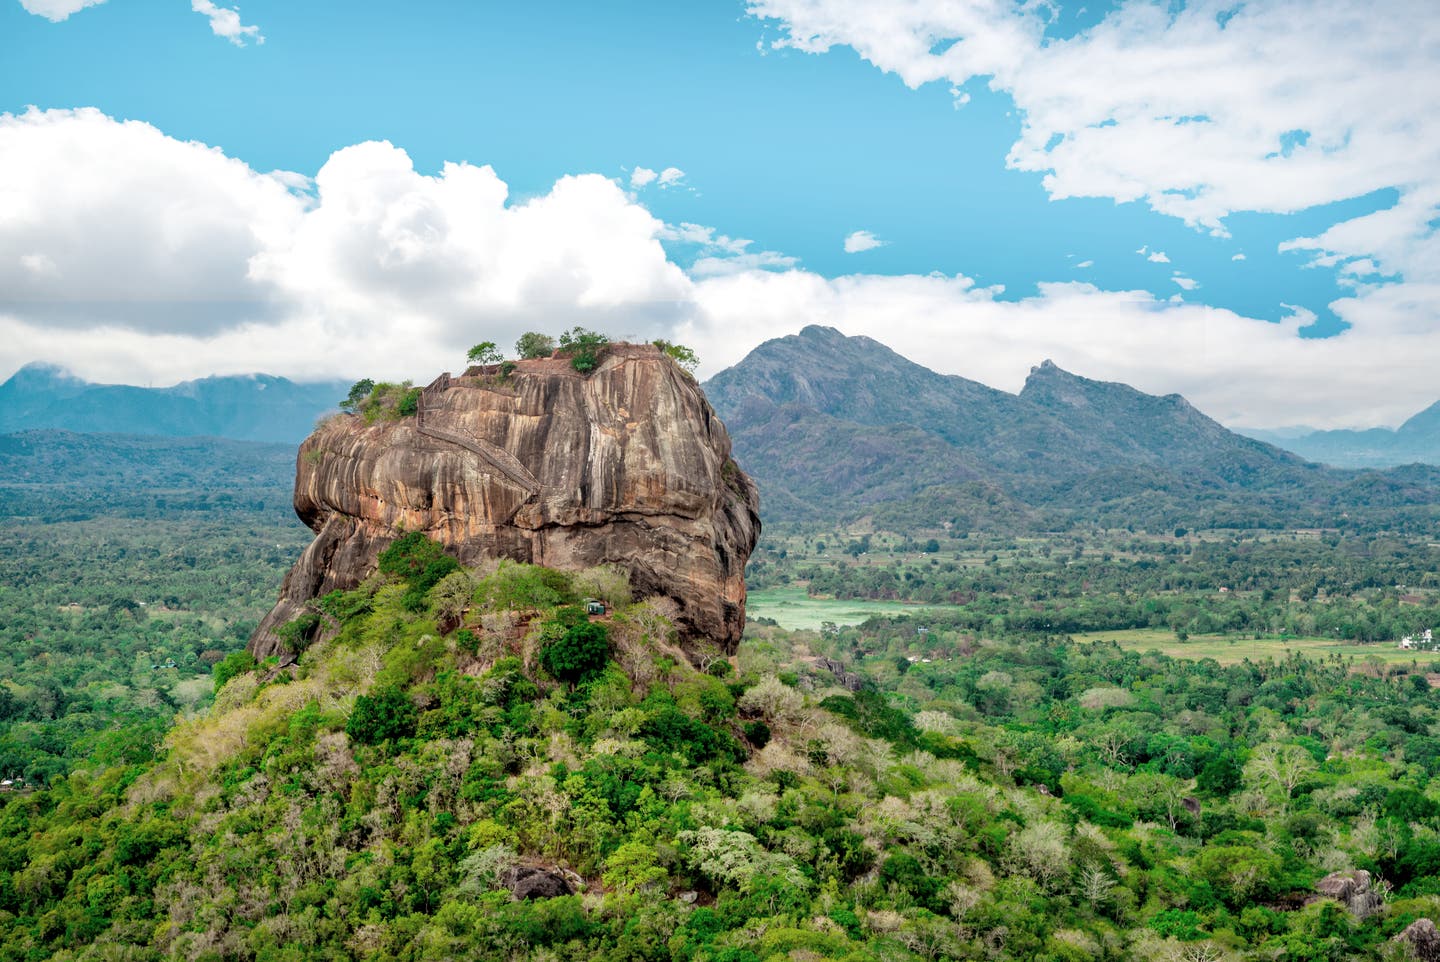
[6, 540, 1440, 961]
[704, 327, 1440, 532]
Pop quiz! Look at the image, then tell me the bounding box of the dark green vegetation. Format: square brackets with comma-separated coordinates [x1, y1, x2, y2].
[704, 326, 1440, 533]
[5, 538, 1440, 960]
[748, 526, 1440, 647]
[0, 431, 306, 784]
[338, 380, 422, 423]
[0, 363, 345, 444]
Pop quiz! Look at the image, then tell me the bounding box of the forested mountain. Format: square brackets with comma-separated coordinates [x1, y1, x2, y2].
[1248, 401, 1440, 469]
[704, 326, 1440, 532]
[0, 363, 347, 444]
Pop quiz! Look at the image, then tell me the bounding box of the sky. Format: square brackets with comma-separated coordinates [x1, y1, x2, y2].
[1, 0, 1437, 430]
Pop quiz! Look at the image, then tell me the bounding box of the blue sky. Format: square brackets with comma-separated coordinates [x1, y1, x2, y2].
[1, 0, 1437, 428]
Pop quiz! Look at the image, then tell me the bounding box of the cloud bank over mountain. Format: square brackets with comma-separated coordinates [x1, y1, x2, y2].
[0, 101, 1435, 430]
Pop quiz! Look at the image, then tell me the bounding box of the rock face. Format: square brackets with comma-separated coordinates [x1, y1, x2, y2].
[249, 344, 760, 658]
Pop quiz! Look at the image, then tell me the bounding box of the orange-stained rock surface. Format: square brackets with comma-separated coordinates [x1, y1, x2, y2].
[249, 344, 760, 659]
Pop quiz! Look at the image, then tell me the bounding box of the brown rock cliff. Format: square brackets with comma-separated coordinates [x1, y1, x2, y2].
[248, 344, 760, 659]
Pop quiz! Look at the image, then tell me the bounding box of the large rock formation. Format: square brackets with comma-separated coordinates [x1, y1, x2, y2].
[249, 344, 760, 659]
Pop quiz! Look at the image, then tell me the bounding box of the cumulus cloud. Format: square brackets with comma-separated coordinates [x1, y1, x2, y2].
[843, 229, 886, 253]
[630, 166, 658, 188]
[1172, 274, 1199, 291]
[746, 0, 1440, 424]
[17, 0, 104, 21]
[0, 108, 687, 385]
[1232, 253, 1247, 261]
[1147, 251, 1170, 264]
[657, 166, 686, 188]
[680, 268, 1440, 429]
[4, 107, 1439, 430]
[192, 0, 263, 46]
[1075, 259, 1093, 269]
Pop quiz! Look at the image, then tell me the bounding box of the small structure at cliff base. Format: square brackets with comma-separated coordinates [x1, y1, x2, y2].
[249, 342, 760, 661]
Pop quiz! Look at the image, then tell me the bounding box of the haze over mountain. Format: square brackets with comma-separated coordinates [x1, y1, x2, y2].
[1244, 403, 1440, 469]
[0, 363, 347, 444]
[704, 326, 1440, 532]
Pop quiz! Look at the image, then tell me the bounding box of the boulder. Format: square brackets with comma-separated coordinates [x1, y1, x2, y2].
[249, 344, 760, 660]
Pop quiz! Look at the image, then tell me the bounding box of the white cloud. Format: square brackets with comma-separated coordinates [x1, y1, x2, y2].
[1232, 253, 1247, 261]
[17, 0, 104, 21]
[843, 229, 886, 253]
[192, 0, 263, 46]
[630, 166, 658, 188]
[657, 167, 686, 188]
[1172, 274, 1199, 291]
[682, 268, 1440, 429]
[0, 108, 687, 385]
[4, 107, 1440, 431]
[1146, 251, 1170, 264]
[747, 0, 1440, 373]
[660, 221, 796, 275]
[1075, 259, 1093, 268]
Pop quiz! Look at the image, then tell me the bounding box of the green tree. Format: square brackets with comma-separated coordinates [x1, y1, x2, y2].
[346, 685, 417, 744]
[652, 339, 700, 373]
[540, 621, 611, 684]
[515, 331, 556, 359]
[467, 341, 503, 366]
[340, 378, 375, 412]
[557, 327, 610, 373]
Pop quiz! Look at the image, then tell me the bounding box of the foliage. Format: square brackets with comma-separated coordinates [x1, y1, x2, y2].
[652, 338, 700, 373]
[378, 532, 461, 611]
[539, 620, 610, 684]
[515, 331, 556, 359]
[466, 341, 503, 367]
[212, 650, 256, 692]
[346, 684, 418, 744]
[557, 326, 610, 373]
[339, 377, 376, 412]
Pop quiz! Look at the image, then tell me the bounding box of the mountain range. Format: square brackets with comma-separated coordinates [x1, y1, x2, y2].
[1243, 404, 1440, 469]
[702, 326, 1440, 532]
[0, 363, 347, 444]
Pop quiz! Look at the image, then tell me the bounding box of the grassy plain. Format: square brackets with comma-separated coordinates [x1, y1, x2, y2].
[746, 586, 964, 631]
[1070, 626, 1438, 668]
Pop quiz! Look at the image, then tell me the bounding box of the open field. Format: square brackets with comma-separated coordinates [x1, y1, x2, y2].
[747, 586, 964, 631]
[1070, 627, 1440, 668]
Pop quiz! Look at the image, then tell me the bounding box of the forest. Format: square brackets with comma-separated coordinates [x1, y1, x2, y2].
[4, 529, 1440, 960]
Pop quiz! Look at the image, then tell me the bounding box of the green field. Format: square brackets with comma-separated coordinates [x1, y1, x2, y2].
[1070, 627, 1438, 668]
[746, 586, 963, 631]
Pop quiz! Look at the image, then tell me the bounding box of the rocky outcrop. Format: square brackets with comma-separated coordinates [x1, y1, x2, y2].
[1315, 869, 1383, 919]
[249, 344, 760, 659]
[1399, 919, 1440, 961]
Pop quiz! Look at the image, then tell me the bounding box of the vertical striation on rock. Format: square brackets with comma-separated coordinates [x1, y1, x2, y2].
[249, 344, 760, 659]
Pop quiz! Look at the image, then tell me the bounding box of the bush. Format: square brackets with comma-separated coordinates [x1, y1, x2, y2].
[213, 650, 256, 692]
[540, 621, 611, 684]
[515, 332, 556, 359]
[378, 532, 460, 611]
[347, 685, 417, 744]
[557, 327, 609, 373]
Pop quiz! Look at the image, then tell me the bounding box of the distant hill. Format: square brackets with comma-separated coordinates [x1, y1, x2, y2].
[704, 326, 1440, 531]
[0, 363, 348, 444]
[1245, 401, 1440, 469]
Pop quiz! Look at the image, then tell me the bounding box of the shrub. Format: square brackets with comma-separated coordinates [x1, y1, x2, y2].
[515, 331, 556, 359]
[557, 327, 609, 373]
[377, 532, 460, 611]
[346, 685, 417, 744]
[651, 339, 699, 373]
[540, 621, 611, 684]
[213, 650, 256, 692]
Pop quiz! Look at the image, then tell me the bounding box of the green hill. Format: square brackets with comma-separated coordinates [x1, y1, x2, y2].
[704, 326, 1440, 532]
[6, 538, 1440, 960]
